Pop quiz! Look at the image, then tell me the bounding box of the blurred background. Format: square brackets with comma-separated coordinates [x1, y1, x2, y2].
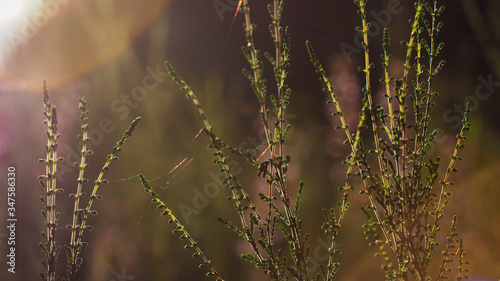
[0, 0, 499, 280]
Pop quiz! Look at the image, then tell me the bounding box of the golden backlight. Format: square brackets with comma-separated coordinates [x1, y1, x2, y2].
[0, 0, 172, 92]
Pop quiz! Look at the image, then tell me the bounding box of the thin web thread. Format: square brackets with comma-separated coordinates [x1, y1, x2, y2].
[107, 129, 203, 187]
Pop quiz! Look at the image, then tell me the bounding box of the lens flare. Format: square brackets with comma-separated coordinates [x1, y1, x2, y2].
[0, 0, 24, 21]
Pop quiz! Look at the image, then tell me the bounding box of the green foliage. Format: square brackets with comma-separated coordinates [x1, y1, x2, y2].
[139, 174, 224, 280]
[31, 0, 479, 280]
[38, 80, 141, 281]
[143, 0, 473, 279]
[308, 0, 471, 280]
[153, 1, 326, 280]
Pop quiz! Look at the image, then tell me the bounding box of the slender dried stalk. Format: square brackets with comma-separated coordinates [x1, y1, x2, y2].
[65, 98, 91, 280]
[140, 175, 225, 280]
[38, 80, 141, 280]
[68, 116, 141, 279]
[39, 80, 63, 281]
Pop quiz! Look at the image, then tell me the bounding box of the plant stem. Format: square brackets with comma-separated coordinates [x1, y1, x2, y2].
[40, 80, 62, 281]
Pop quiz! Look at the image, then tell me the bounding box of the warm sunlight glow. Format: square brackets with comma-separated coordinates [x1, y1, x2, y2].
[0, 0, 24, 21]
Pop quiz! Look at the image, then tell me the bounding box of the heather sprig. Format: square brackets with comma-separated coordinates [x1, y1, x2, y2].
[65, 115, 141, 280]
[64, 97, 91, 280]
[165, 60, 272, 276]
[165, 60, 258, 231]
[39, 80, 64, 281]
[307, 40, 365, 280]
[308, 0, 471, 279]
[135, 0, 475, 279]
[37, 80, 141, 281]
[139, 174, 225, 280]
[160, 1, 314, 279]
